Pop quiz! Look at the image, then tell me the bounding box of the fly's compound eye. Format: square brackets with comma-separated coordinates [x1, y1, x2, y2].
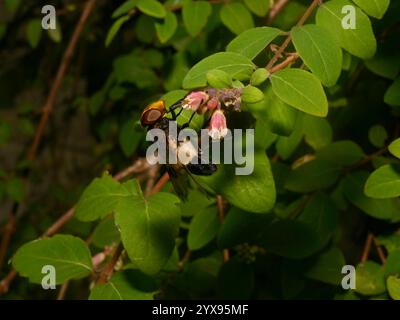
[140, 100, 166, 126]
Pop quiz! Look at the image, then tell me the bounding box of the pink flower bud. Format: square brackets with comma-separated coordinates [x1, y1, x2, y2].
[207, 97, 220, 111]
[208, 110, 228, 140]
[182, 91, 209, 112]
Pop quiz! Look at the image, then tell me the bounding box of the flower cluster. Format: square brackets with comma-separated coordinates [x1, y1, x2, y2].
[181, 88, 242, 140]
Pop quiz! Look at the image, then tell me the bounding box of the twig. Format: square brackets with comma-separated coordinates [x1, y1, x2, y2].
[266, 0, 321, 71]
[57, 281, 70, 300]
[145, 165, 159, 197]
[177, 250, 192, 272]
[348, 147, 387, 172]
[361, 233, 374, 263]
[96, 244, 123, 284]
[217, 195, 229, 263]
[270, 53, 299, 74]
[148, 172, 170, 197]
[268, 0, 290, 25]
[373, 237, 387, 264]
[28, 0, 97, 161]
[0, 212, 16, 271]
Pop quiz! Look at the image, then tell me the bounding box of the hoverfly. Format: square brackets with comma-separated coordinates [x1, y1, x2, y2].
[140, 99, 217, 199]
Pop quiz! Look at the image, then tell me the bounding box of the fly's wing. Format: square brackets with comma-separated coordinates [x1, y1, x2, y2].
[166, 164, 189, 200]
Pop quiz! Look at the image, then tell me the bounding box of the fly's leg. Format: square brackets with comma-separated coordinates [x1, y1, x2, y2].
[181, 111, 196, 129]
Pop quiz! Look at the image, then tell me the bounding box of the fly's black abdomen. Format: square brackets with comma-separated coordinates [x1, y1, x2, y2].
[186, 163, 217, 176]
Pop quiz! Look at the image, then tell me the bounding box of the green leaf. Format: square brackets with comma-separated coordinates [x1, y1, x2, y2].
[92, 217, 120, 249]
[26, 19, 42, 48]
[226, 27, 282, 60]
[303, 115, 333, 150]
[355, 261, 386, 296]
[384, 78, 400, 106]
[316, 0, 377, 59]
[298, 193, 339, 249]
[262, 85, 298, 137]
[305, 247, 345, 285]
[162, 90, 188, 108]
[241, 85, 264, 104]
[89, 270, 156, 300]
[112, 0, 138, 18]
[119, 120, 143, 157]
[260, 220, 320, 259]
[376, 234, 400, 254]
[292, 25, 343, 87]
[13, 235, 92, 284]
[351, 0, 390, 19]
[47, 20, 62, 43]
[75, 175, 126, 222]
[182, 52, 254, 89]
[250, 68, 269, 86]
[389, 138, 400, 159]
[387, 276, 400, 300]
[199, 153, 276, 214]
[206, 69, 233, 88]
[182, 0, 212, 37]
[316, 141, 365, 166]
[343, 171, 400, 220]
[115, 180, 181, 275]
[137, 0, 166, 18]
[155, 11, 178, 43]
[385, 250, 400, 278]
[270, 69, 328, 117]
[217, 258, 254, 299]
[217, 207, 274, 248]
[5, 0, 21, 12]
[365, 164, 400, 199]
[188, 207, 219, 250]
[285, 159, 340, 193]
[243, 0, 270, 17]
[276, 115, 304, 159]
[105, 15, 130, 47]
[220, 3, 254, 35]
[6, 177, 25, 203]
[368, 125, 388, 148]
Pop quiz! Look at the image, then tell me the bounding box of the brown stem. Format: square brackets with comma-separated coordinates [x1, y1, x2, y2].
[177, 250, 192, 272]
[57, 281, 70, 300]
[266, 0, 322, 71]
[217, 195, 230, 262]
[0, 213, 16, 272]
[96, 244, 123, 284]
[268, 0, 290, 25]
[373, 237, 387, 264]
[148, 172, 170, 197]
[361, 233, 374, 263]
[270, 53, 299, 74]
[28, 0, 97, 161]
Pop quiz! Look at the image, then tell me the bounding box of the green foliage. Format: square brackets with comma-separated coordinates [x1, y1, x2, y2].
[2, 0, 400, 301]
[13, 235, 92, 284]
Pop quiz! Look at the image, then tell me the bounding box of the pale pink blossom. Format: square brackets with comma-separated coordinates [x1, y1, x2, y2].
[182, 91, 209, 111]
[207, 97, 220, 111]
[208, 110, 228, 140]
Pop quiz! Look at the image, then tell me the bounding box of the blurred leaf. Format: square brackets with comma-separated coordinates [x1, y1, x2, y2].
[182, 0, 212, 37]
[220, 3, 254, 35]
[385, 250, 400, 278]
[355, 261, 386, 296]
[119, 120, 143, 157]
[188, 206, 219, 250]
[384, 78, 400, 106]
[137, 0, 166, 18]
[351, 0, 390, 19]
[387, 276, 400, 300]
[305, 247, 345, 285]
[316, 141, 365, 166]
[90, 270, 156, 300]
[0, 121, 12, 145]
[5, 0, 21, 12]
[389, 138, 400, 159]
[155, 11, 178, 43]
[26, 19, 42, 48]
[368, 125, 388, 148]
[6, 177, 25, 203]
[13, 235, 92, 284]
[106, 15, 130, 47]
[303, 115, 333, 150]
[226, 27, 281, 60]
[365, 164, 400, 199]
[316, 0, 376, 59]
[112, 0, 138, 18]
[243, 0, 270, 17]
[47, 20, 62, 43]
